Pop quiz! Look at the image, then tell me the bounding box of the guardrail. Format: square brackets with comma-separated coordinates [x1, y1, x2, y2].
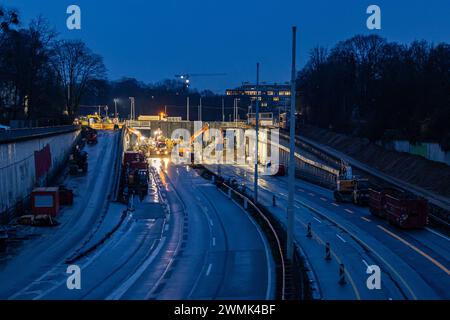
[220, 180, 286, 300]
[199, 166, 315, 300]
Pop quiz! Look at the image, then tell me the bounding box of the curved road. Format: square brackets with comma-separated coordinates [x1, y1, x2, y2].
[0, 137, 275, 300]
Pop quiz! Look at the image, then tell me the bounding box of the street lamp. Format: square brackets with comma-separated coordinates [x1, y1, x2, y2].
[129, 97, 135, 120]
[114, 98, 118, 118]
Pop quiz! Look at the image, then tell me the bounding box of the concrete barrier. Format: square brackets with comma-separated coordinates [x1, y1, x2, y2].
[0, 126, 80, 223]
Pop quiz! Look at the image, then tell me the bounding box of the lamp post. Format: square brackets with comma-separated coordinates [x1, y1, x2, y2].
[129, 97, 135, 120]
[287, 26, 297, 261]
[114, 98, 118, 118]
[254, 62, 260, 203]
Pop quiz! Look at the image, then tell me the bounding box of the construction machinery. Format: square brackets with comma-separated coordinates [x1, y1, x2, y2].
[333, 161, 370, 205]
[69, 146, 88, 176]
[369, 188, 428, 228]
[177, 123, 210, 161]
[86, 128, 98, 145]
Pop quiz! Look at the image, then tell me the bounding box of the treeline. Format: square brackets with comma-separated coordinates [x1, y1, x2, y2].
[298, 35, 450, 148]
[0, 7, 106, 125]
[80, 77, 242, 121]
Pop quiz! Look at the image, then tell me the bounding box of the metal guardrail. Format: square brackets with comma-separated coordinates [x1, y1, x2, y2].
[205, 172, 286, 300]
[216, 178, 287, 300]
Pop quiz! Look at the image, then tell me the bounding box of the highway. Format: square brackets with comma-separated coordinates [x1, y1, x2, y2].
[0, 132, 274, 299]
[206, 163, 450, 300]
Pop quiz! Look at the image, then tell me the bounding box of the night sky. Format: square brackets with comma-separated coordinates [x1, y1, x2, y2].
[4, 0, 450, 93]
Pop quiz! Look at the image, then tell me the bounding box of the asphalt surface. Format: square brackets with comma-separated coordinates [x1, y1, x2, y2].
[206, 163, 450, 300]
[0, 132, 274, 299]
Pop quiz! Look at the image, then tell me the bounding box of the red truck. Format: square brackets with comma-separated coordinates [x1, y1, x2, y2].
[368, 188, 428, 228]
[123, 151, 145, 165]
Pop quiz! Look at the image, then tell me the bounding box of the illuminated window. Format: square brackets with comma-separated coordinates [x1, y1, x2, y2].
[267, 91, 274, 96]
[273, 97, 280, 101]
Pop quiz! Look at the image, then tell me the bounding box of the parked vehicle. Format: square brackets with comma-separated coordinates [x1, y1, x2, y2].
[333, 162, 370, 205]
[86, 129, 98, 145]
[369, 188, 428, 228]
[69, 148, 88, 176]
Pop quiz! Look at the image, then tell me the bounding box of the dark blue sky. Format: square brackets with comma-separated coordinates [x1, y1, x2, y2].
[4, 0, 450, 93]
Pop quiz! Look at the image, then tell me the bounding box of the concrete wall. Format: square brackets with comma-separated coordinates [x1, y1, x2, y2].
[0, 129, 80, 221]
[379, 140, 450, 166]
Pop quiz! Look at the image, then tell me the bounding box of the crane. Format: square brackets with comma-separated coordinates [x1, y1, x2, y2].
[175, 73, 226, 88]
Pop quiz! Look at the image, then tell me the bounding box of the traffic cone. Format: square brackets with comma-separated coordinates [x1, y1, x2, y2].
[338, 264, 347, 285]
[325, 242, 331, 260]
[306, 222, 312, 238]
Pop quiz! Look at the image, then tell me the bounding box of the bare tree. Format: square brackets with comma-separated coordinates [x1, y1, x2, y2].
[53, 40, 106, 116]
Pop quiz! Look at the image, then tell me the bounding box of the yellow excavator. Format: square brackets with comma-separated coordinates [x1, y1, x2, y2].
[178, 123, 210, 160]
[333, 161, 370, 205]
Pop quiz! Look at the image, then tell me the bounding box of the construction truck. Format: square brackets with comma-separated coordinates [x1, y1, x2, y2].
[86, 128, 98, 145]
[333, 161, 370, 205]
[69, 146, 88, 176]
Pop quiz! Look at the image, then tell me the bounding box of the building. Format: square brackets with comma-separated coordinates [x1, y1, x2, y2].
[225, 82, 291, 112]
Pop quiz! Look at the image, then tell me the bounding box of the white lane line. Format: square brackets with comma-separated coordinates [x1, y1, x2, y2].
[425, 227, 450, 242]
[212, 237, 216, 247]
[320, 197, 328, 202]
[295, 204, 300, 209]
[336, 234, 347, 243]
[362, 259, 370, 268]
[332, 203, 340, 207]
[308, 193, 315, 197]
[298, 188, 305, 192]
[164, 224, 170, 232]
[345, 208, 354, 214]
[312, 216, 322, 224]
[106, 237, 165, 300]
[209, 219, 214, 227]
[206, 263, 213, 276]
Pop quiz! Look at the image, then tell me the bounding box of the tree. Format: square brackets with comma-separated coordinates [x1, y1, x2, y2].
[53, 40, 106, 116]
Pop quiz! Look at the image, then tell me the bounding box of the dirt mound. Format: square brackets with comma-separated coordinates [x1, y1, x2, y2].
[299, 125, 450, 198]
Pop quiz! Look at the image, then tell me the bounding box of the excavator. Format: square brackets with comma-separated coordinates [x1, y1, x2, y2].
[178, 123, 210, 162]
[333, 161, 370, 205]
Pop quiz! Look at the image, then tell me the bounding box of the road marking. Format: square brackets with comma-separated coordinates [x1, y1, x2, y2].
[107, 237, 165, 300]
[298, 188, 305, 192]
[425, 227, 450, 242]
[361, 216, 371, 222]
[280, 192, 287, 196]
[295, 204, 300, 209]
[336, 234, 347, 243]
[206, 263, 213, 276]
[308, 193, 315, 197]
[344, 209, 354, 214]
[332, 203, 340, 207]
[297, 198, 416, 300]
[212, 237, 216, 247]
[378, 225, 450, 276]
[362, 259, 369, 268]
[320, 197, 328, 202]
[293, 216, 361, 299]
[312, 216, 322, 224]
[209, 219, 214, 227]
[164, 224, 170, 232]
